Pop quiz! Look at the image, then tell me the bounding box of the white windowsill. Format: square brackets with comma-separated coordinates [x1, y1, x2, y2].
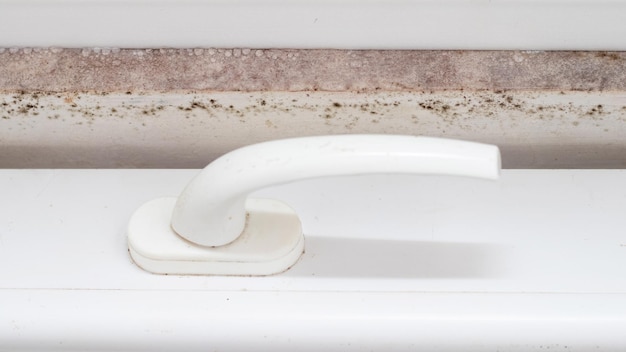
[1, 169, 625, 350]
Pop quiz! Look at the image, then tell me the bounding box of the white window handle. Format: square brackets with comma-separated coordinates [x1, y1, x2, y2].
[128, 135, 500, 275]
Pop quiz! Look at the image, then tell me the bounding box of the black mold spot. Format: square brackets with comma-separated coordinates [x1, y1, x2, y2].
[596, 52, 621, 61]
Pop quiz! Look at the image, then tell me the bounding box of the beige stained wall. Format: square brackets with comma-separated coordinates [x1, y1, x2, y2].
[2, 49, 626, 168]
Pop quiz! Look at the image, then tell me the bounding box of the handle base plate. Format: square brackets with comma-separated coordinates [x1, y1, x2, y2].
[128, 197, 304, 276]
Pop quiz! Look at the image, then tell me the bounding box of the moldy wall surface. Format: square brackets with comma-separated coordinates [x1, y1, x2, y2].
[2, 49, 626, 168]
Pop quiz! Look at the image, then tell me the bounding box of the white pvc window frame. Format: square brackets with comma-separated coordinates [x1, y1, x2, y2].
[1, 0, 626, 49]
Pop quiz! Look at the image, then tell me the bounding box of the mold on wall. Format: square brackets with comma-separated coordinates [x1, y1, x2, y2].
[1, 49, 626, 168]
[2, 90, 626, 168]
[2, 49, 626, 92]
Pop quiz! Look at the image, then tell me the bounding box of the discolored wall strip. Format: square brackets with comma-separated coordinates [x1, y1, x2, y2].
[3, 49, 626, 92]
[1, 49, 626, 168]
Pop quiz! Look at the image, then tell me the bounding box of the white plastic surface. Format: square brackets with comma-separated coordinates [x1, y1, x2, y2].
[129, 135, 499, 275]
[2, 0, 626, 49]
[2, 169, 626, 350]
[128, 197, 305, 275]
[171, 135, 500, 247]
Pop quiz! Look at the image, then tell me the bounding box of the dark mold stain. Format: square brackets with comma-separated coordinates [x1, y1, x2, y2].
[595, 52, 621, 61]
[1, 90, 624, 140]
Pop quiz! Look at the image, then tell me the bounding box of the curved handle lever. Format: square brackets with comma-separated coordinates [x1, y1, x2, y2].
[172, 135, 500, 247]
[128, 135, 500, 275]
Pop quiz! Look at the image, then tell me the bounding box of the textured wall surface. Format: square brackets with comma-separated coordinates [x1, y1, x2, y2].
[2, 49, 626, 168]
[3, 49, 626, 92]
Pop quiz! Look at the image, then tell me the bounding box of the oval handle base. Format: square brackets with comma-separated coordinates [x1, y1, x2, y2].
[128, 198, 304, 276]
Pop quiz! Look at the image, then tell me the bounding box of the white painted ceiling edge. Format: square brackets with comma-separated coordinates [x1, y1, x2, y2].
[1, 0, 626, 49]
